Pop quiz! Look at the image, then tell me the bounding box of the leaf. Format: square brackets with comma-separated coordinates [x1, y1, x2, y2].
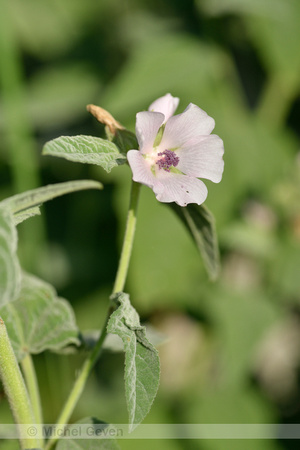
[0, 206, 21, 307]
[170, 203, 220, 280]
[0, 273, 80, 361]
[81, 324, 166, 353]
[107, 292, 160, 432]
[56, 417, 121, 450]
[0, 180, 102, 218]
[13, 206, 41, 225]
[43, 135, 127, 172]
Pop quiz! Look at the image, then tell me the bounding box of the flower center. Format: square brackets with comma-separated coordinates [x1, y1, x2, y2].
[156, 149, 179, 172]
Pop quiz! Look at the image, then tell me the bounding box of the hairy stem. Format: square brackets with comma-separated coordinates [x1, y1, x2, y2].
[113, 181, 141, 293]
[0, 318, 40, 449]
[21, 353, 43, 430]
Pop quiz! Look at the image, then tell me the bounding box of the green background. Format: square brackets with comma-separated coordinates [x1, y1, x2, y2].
[1, 0, 300, 449]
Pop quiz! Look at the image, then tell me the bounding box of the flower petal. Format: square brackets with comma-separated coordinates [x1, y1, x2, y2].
[148, 93, 179, 122]
[153, 172, 208, 207]
[127, 150, 161, 189]
[136, 111, 165, 154]
[160, 103, 215, 150]
[176, 135, 224, 183]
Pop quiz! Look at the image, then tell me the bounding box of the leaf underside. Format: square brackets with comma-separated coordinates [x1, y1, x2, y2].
[107, 292, 160, 432]
[0, 273, 80, 361]
[0, 207, 21, 306]
[1, 179, 103, 222]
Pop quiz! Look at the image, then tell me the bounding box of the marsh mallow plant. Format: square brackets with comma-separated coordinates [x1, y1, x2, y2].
[0, 94, 224, 449]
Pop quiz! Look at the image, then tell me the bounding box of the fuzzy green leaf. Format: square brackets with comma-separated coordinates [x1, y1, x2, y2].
[107, 292, 160, 432]
[43, 135, 127, 172]
[0, 273, 79, 361]
[13, 206, 41, 225]
[170, 203, 220, 280]
[81, 324, 165, 353]
[0, 207, 21, 306]
[1, 180, 103, 219]
[56, 417, 121, 450]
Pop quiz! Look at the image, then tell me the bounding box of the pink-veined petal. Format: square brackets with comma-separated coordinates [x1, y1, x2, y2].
[153, 172, 208, 207]
[160, 103, 215, 150]
[127, 150, 162, 190]
[148, 93, 179, 122]
[176, 135, 224, 183]
[136, 111, 165, 154]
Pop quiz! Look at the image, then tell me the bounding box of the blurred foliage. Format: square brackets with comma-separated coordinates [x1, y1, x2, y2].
[1, 0, 300, 449]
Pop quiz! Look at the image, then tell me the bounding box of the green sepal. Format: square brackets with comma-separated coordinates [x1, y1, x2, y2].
[113, 128, 138, 154]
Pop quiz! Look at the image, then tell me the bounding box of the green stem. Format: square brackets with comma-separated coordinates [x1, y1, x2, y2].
[113, 181, 141, 293]
[45, 180, 141, 450]
[0, 318, 39, 449]
[21, 353, 43, 427]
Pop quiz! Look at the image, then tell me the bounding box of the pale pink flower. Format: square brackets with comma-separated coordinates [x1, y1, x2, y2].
[127, 94, 224, 207]
[148, 93, 179, 122]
